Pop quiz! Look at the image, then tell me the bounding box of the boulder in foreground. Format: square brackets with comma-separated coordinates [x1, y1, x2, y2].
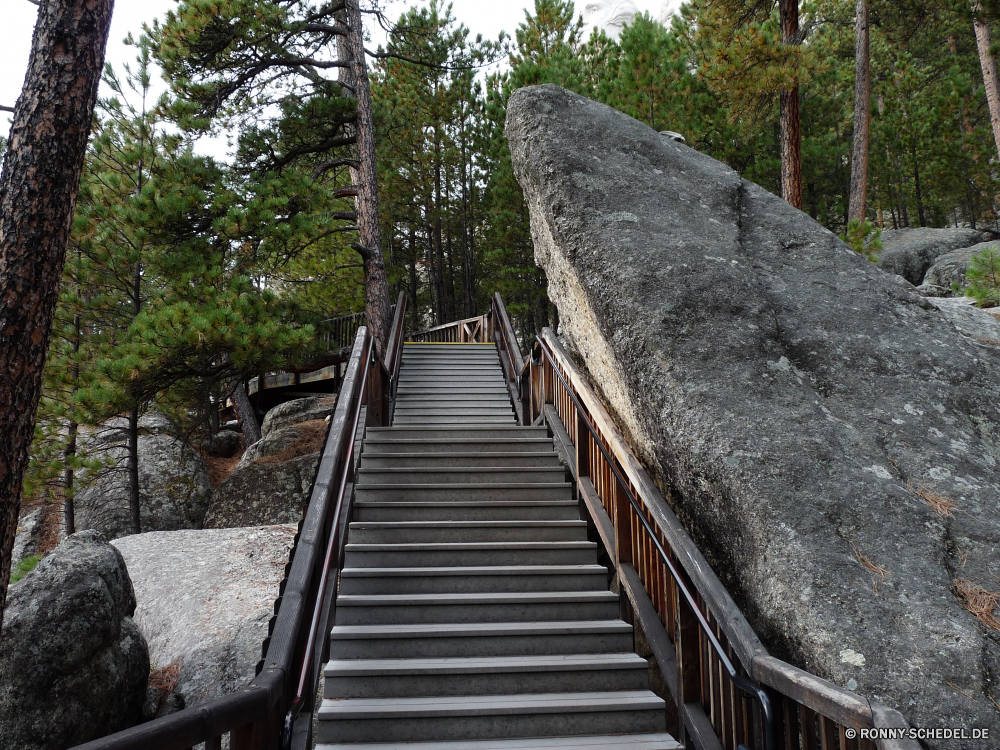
[114, 525, 296, 715]
[507, 84, 1000, 742]
[0, 530, 149, 749]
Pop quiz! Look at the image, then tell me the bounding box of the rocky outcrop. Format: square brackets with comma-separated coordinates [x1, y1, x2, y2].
[0, 530, 149, 748]
[204, 400, 329, 527]
[507, 85, 1000, 742]
[876, 227, 990, 285]
[11, 506, 43, 569]
[922, 240, 999, 295]
[113, 525, 296, 715]
[75, 412, 212, 539]
[261, 395, 336, 437]
[928, 296, 1000, 345]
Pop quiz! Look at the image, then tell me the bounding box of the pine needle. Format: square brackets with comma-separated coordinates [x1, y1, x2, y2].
[907, 481, 956, 518]
[954, 579, 1000, 631]
[853, 544, 891, 592]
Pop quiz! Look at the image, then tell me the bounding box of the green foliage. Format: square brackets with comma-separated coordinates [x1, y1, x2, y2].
[843, 219, 883, 262]
[10, 554, 41, 585]
[966, 245, 1000, 307]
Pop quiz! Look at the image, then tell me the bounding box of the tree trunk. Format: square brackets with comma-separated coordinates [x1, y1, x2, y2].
[972, 1, 1000, 164]
[345, 0, 391, 358]
[0, 0, 113, 625]
[127, 406, 141, 535]
[848, 0, 871, 226]
[779, 0, 803, 209]
[231, 378, 262, 446]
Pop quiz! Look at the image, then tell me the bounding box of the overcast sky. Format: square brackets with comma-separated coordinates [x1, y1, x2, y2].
[1, 0, 680, 148]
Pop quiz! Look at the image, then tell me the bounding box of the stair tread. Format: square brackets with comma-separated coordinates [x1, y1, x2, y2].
[319, 691, 665, 719]
[318, 734, 680, 750]
[336, 591, 619, 606]
[350, 521, 585, 528]
[325, 653, 648, 677]
[356, 483, 573, 490]
[346, 541, 596, 551]
[330, 620, 633, 639]
[340, 565, 606, 577]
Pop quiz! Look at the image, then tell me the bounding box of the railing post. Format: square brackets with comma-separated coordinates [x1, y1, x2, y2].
[613, 474, 632, 567]
[677, 594, 702, 747]
[575, 410, 590, 483]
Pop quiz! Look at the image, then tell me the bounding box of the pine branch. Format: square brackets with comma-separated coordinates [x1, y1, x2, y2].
[312, 158, 360, 178]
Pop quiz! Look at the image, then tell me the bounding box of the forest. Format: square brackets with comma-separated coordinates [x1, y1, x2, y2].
[6, 0, 1000, 545]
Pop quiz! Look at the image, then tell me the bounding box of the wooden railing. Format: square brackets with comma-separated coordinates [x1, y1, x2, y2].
[318, 311, 366, 351]
[75, 292, 408, 750]
[520, 326, 920, 750]
[407, 312, 489, 343]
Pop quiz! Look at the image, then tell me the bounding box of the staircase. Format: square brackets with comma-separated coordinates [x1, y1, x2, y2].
[317, 342, 679, 749]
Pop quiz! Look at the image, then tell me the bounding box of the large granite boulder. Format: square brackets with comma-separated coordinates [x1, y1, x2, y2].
[876, 227, 991, 285]
[0, 530, 149, 748]
[204, 407, 328, 527]
[75, 412, 212, 539]
[507, 85, 1000, 741]
[922, 240, 1000, 295]
[261, 395, 336, 437]
[113, 525, 296, 714]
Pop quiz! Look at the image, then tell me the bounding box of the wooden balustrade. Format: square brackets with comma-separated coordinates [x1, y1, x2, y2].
[406, 313, 490, 343]
[527, 327, 919, 750]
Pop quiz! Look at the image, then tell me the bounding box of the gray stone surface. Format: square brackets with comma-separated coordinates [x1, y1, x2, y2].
[928, 296, 1000, 346]
[261, 395, 336, 437]
[75, 412, 212, 539]
[0, 530, 149, 748]
[11, 506, 43, 568]
[204, 416, 327, 528]
[923, 240, 1000, 294]
[206, 429, 242, 458]
[113, 525, 296, 714]
[507, 85, 1000, 743]
[876, 227, 991, 285]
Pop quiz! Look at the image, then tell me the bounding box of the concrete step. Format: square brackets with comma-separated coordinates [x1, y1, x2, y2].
[392, 394, 513, 404]
[363, 439, 553, 455]
[343, 540, 598, 567]
[367, 426, 547, 438]
[338, 565, 609, 594]
[353, 483, 574, 503]
[356, 468, 566, 485]
[328, 620, 635, 660]
[402, 365, 503, 372]
[316, 690, 666, 743]
[396, 385, 510, 393]
[352, 500, 579, 522]
[360, 453, 562, 469]
[334, 591, 621, 625]
[318, 734, 680, 750]
[347, 520, 588, 544]
[324, 653, 650, 698]
[397, 380, 508, 389]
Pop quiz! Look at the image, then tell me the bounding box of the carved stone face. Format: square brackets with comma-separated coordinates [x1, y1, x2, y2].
[580, 0, 639, 41]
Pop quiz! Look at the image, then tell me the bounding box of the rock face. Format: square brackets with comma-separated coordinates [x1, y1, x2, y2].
[877, 227, 991, 285]
[922, 240, 999, 294]
[0, 530, 149, 748]
[507, 85, 1000, 741]
[205, 401, 329, 527]
[11, 506, 43, 568]
[261, 395, 336, 437]
[205, 429, 242, 458]
[113, 526, 296, 714]
[75, 412, 212, 539]
[928, 296, 1000, 345]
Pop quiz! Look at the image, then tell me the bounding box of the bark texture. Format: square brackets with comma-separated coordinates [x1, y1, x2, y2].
[345, 0, 392, 358]
[231, 379, 262, 447]
[972, 1, 1000, 164]
[848, 0, 871, 226]
[0, 0, 114, 626]
[779, 0, 803, 210]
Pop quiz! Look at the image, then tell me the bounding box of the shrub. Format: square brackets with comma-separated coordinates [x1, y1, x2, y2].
[966, 245, 1000, 308]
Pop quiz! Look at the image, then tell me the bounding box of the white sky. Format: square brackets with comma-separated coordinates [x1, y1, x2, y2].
[0, 0, 680, 149]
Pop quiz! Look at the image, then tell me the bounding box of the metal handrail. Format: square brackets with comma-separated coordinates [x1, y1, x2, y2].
[281, 330, 374, 748]
[535, 334, 775, 750]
